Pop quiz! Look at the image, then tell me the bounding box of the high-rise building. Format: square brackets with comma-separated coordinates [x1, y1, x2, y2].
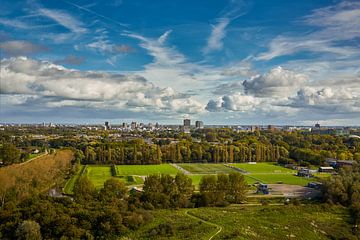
[315, 123, 320, 128]
[131, 122, 137, 130]
[195, 120, 204, 129]
[104, 121, 110, 130]
[183, 119, 191, 127]
[183, 119, 191, 133]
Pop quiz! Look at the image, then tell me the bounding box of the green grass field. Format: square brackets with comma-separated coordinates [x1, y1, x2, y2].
[248, 173, 314, 185]
[116, 164, 180, 176]
[230, 162, 296, 173]
[66, 163, 324, 192]
[123, 205, 355, 240]
[85, 165, 112, 189]
[63, 165, 85, 194]
[178, 163, 237, 174]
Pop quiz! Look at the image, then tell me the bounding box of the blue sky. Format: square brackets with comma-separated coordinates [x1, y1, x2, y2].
[0, 0, 359, 125]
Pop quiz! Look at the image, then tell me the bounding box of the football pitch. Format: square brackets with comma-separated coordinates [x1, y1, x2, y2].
[66, 162, 319, 192]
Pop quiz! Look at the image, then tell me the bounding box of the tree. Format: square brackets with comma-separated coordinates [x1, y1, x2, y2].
[199, 175, 217, 205]
[227, 173, 247, 203]
[174, 173, 194, 207]
[0, 143, 21, 165]
[73, 176, 97, 202]
[100, 178, 128, 204]
[16, 220, 42, 240]
[216, 174, 230, 203]
[323, 164, 360, 223]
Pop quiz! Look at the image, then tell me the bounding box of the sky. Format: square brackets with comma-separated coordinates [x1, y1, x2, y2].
[0, 0, 359, 125]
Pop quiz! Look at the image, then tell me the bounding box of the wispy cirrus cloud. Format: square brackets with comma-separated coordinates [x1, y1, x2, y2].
[38, 8, 87, 34]
[203, 0, 248, 54]
[257, 1, 360, 60]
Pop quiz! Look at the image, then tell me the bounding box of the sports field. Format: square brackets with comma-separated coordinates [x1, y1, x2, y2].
[230, 162, 296, 173]
[116, 164, 179, 176]
[178, 163, 237, 174]
[65, 162, 320, 193]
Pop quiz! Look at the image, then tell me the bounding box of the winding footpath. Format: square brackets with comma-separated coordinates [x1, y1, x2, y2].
[184, 210, 222, 240]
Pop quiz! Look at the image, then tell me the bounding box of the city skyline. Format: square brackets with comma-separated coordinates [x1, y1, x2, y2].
[1, 0, 359, 125]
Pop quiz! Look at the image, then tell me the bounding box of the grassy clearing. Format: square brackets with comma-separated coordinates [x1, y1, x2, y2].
[248, 173, 314, 186]
[178, 163, 237, 174]
[116, 164, 179, 176]
[124, 209, 216, 240]
[124, 205, 355, 240]
[117, 175, 144, 186]
[231, 162, 296, 173]
[85, 165, 112, 189]
[63, 165, 85, 195]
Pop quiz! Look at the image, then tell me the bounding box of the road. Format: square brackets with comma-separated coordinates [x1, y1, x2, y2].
[184, 210, 222, 240]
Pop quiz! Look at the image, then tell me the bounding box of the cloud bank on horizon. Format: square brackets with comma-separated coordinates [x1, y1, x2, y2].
[0, 0, 359, 125]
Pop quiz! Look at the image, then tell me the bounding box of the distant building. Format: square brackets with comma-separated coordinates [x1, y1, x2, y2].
[104, 121, 110, 130]
[183, 119, 191, 127]
[318, 166, 334, 173]
[131, 122, 137, 130]
[315, 123, 320, 128]
[183, 119, 191, 133]
[250, 125, 258, 132]
[195, 120, 204, 129]
[267, 125, 275, 132]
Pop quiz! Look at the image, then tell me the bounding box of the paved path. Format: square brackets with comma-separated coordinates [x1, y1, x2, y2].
[184, 210, 222, 240]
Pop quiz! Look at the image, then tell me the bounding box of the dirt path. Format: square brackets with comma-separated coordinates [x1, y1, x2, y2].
[185, 210, 222, 240]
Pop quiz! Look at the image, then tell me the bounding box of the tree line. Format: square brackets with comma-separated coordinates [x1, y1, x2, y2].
[0, 171, 247, 239]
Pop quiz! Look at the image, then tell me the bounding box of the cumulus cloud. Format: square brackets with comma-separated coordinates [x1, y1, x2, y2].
[243, 66, 308, 97]
[206, 94, 260, 112]
[0, 40, 47, 56]
[288, 87, 360, 113]
[0, 57, 204, 115]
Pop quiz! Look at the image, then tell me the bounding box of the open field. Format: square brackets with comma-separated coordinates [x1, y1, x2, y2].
[116, 164, 180, 176]
[124, 205, 355, 240]
[66, 162, 323, 193]
[178, 163, 237, 174]
[248, 173, 314, 186]
[85, 165, 112, 189]
[230, 162, 296, 173]
[0, 150, 73, 201]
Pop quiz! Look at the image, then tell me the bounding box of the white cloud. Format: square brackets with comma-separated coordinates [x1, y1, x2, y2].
[38, 8, 87, 34]
[257, 1, 360, 60]
[243, 66, 308, 97]
[203, 18, 230, 54]
[0, 57, 204, 115]
[288, 87, 360, 113]
[206, 94, 260, 112]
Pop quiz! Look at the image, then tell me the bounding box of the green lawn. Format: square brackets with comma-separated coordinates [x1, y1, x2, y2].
[178, 163, 237, 174]
[63, 165, 85, 194]
[86, 165, 112, 189]
[230, 162, 296, 173]
[116, 164, 180, 176]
